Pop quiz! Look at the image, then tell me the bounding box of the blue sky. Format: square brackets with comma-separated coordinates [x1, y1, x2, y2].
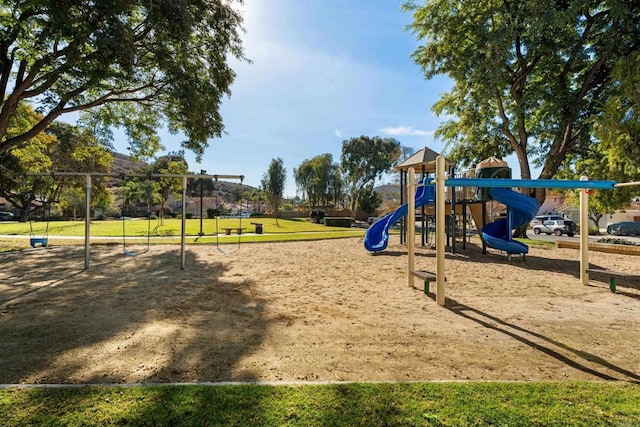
[113, 1, 461, 196]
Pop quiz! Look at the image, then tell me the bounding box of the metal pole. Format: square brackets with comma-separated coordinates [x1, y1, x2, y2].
[181, 176, 187, 270]
[435, 156, 446, 306]
[84, 174, 91, 270]
[407, 168, 415, 288]
[29, 172, 244, 180]
[580, 176, 589, 285]
[199, 169, 205, 236]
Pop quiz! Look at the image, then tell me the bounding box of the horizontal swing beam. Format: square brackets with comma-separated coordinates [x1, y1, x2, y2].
[440, 178, 617, 190]
[614, 181, 640, 188]
[26, 172, 245, 181]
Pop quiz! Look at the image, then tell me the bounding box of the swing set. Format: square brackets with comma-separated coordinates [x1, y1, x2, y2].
[214, 214, 244, 255]
[120, 177, 155, 257]
[25, 171, 245, 270]
[28, 177, 57, 249]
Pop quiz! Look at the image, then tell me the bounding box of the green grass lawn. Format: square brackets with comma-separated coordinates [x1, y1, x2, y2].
[0, 218, 366, 252]
[2, 382, 638, 426]
[0, 217, 360, 237]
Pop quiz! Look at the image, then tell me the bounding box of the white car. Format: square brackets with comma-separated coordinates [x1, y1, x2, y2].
[532, 219, 577, 237]
[530, 215, 566, 227]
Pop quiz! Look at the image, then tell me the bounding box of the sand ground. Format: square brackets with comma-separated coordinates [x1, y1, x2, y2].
[1, 237, 639, 384]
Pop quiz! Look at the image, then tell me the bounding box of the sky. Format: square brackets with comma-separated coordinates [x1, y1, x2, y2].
[112, 0, 497, 197]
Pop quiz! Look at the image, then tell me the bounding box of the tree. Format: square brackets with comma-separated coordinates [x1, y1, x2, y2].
[0, 0, 246, 159]
[556, 51, 640, 229]
[357, 184, 383, 214]
[46, 122, 113, 217]
[0, 104, 112, 220]
[327, 164, 345, 209]
[0, 103, 58, 220]
[404, 1, 640, 208]
[119, 181, 144, 217]
[150, 151, 188, 225]
[261, 158, 286, 225]
[589, 51, 640, 185]
[341, 136, 401, 220]
[293, 154, 339, 209]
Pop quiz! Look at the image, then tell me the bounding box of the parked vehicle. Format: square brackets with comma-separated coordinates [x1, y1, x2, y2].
[367, 216, 379, 225]
[530, 215, 566, 227]
[606, 221, 640, 236]
[0, 211, 15, 221]
[309, 210, 326, 223]
[532, 219, 577, 237]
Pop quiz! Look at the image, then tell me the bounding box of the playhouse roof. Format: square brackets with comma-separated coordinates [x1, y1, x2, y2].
[476, 156, 508, 170]
[395, 147, 455, 172]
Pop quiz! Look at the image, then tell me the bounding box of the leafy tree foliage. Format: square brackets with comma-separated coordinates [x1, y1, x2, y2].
[46, 121, 113, 216]
[357, 184, 383, 214]
[261, 157, 286, 225]
[294, 154, 341, 209]
[187, 172, 216, 197]
[0, 0, 246, 159]
[404, 0, 640, 205]
[341, 136, 401, 219]
[119, 179, 161, 217]
[0, 103, 112, 220]
[149, 151, 188, 224]
[557, 52, 640, 228]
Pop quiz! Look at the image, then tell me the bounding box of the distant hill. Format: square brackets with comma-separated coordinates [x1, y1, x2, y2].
[109, 152, 258, 203]
[374, 183, 400, 201]
[111, 152, 147, 175]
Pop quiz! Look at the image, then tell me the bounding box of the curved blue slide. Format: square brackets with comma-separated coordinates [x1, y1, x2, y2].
[364, 180, 435, 252]
[481, 188, 540, 254]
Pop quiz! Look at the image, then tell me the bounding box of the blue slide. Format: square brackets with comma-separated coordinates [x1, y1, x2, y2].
[364, 180, 435, 252]
[481, 188, 540, 254]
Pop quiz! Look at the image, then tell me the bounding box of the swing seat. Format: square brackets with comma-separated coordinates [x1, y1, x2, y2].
[30, 238, 48, 248]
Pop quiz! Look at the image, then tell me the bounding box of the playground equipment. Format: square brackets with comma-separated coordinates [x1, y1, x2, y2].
[28, 209, 50, 248]
[480, 188, 539, 255]
[28, 184, 55, 249]
[26, 172, 244, 270]
[215, 214, 244, 255]
[119, 178, 154, 256]
[407, 156, 622, 306]
[364, 178, 434, 252]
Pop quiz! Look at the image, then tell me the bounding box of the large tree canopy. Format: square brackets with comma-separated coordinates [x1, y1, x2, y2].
[0, 0, 246, 159]
[294, 154, 340, 209]
[405, 0, 639, 203]
[261, 157, 286, 224]
[0, 103, 112, 220]
[341, 136, 400, 220]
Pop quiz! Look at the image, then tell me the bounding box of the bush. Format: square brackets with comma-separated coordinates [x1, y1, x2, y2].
[207, 208, 220, 218]
[310, 210, 326, 223]
[169, 212, 178, 218]
[324, 217, 352, 228]
[588, 226, 600, 235]
[185, 213, 193, 219]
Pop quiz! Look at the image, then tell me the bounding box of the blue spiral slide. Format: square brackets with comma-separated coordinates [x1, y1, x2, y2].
[481, 188, 540, 254]
[364, 180, 435, 252]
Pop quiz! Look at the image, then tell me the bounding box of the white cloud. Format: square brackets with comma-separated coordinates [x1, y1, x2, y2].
[334, 129, 343, 138]
[379, 125, 434, 137]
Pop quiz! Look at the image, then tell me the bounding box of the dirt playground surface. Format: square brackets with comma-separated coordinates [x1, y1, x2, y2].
[1, 237, 639, 384]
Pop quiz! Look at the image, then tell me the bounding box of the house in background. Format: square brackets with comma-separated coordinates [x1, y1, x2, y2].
[527, 189, 640, 228]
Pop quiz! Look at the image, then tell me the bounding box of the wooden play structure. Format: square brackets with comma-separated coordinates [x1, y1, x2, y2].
[406, 156, 637, 305]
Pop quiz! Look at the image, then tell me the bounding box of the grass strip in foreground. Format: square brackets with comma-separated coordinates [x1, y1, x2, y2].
[1, 381, 639, 426]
